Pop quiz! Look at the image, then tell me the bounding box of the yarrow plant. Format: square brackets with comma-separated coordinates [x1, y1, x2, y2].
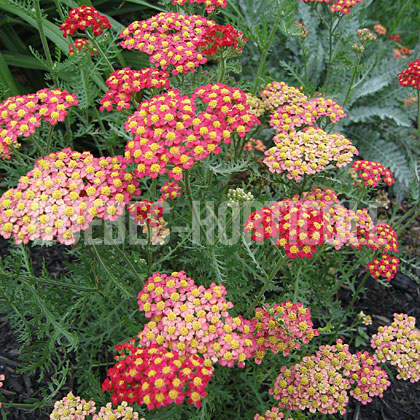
[60, 6, 111, 37]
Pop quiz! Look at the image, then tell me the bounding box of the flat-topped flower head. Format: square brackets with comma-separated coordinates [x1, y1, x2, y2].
[120, 13, 214, 75]
[371, 313, 420, 383]
[60, 5, 111, 37]
[350, 351, 390, 405]
[100, 67, 170, 112]
[299, 0, 363, 15]
[264, 127, 357, 180]
[160, 180, 182, 201]
[0, 89, 78, 158]
[0, 148, 140, 245]
[198, 24, 248, 56]
[244, 138, 266, 153]
[260, 81, 307, 112]
[366, 253, 399, 281]
[172, 0, 227, 14]
[244, 199, 334, 259]
[102, 342, 213, 409]
[92, 401, 145, 420]
[398, 59, 420, 90]
[251, 301, 319, 363]
[49, 392, 96, 420]
[254, 407, 293, 420]
[124, 84, 259, 180]
[373, 24, 386, 35]
[351, 160, 395, 187]
[270, 340, 360, 415]
[137, 271, 256, 368]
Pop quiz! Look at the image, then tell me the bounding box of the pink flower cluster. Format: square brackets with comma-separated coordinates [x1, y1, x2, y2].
[371, 313, 420, 383]
[270, 340, 389, 415]
[244, 138, 266, 153]
[49, 392, 96, 420]
[100, 67, 170, 112]
[103, 342, 213, 409]
[299, 0, 363, 15]
[172, 0, 227, 14]
[93, 401, 144, 420]
[366, 253, 400, 281]
[0, 148, 140, 245]
[0, 373, 4, 409]
[60, 5, 111, 37]
[244, 197, 333, 259]
[254, 407, 293, 420]
[137, 271, 256, 368]
[351, 160, 395, 187]
[251, 301, 319, 363]
[0, 89, 78, 158]
[120, 13, 214, 75]
[127, 200, 169, 245]
[160, 180, 182, 201]
[260, 81, 307, 112]
[264, 127, 357, 180]
[68, 38, 96, 55]
[350, 351, 390, 404]
[124, 84, 259, 180]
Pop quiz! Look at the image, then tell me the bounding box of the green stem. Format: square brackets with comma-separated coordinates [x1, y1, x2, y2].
[90, 241, 133, 298]
[34, 0, 58, 86]
[218, 52, 226, 83]
[396, 205, 420, 235]
[45, 124, 54, 153]
[335, 271, 370, 335]
[342, 52, 362, 108]
[293, 263, 303, 302]
[87, 32, 115, 73]
[184, 171, 205, 243]
[246, 253, 288, 317]
[212, 205, 241, 248]
[298, 37, 308, 89]
[252, 13, 281, 94]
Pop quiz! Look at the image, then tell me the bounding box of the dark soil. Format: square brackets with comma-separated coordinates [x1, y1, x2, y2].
[0, 217, 419, 420]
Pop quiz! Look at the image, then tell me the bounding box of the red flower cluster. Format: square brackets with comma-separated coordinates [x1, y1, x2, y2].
[371, 313, 420, 383]
[350, 351, 390, 404]
[270, 340, 389, 415]
[398, 59, 420, 90]
[100, 67, 170, 112]
[366, 253, 400, 281]
[60, 5, 111, 37]
[0, 89, 78, 158]
[172, 0, 227, 14]
[198, 24, 247, 55]
[299, 0, 363, 14]
[127, 200, 169, 245]
[0, 148, 140, 245]
[120, 13, 214, 75]
[160, 180, 182, 201]
[375, 222, 399, 253]
[68, 38, 97, 55]
[389, 34, 402, 42]
[351, 160, 395, 187]
[102, 342, 213, 409]
[251, 301, 319, 363]
[244, 198, 333, 259]
[137, 271, 256, 368]
[124, 84, 259, 180]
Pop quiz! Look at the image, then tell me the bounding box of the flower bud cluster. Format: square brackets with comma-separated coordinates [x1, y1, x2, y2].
[227, 188, 254, 206]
